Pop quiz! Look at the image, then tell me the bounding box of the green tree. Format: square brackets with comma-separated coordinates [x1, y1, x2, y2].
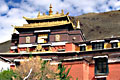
[58, 65, 72, 80]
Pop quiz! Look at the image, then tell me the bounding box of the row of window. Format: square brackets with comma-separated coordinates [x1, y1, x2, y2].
[80, 42, 118, 51]
[25, 34, 61, 44]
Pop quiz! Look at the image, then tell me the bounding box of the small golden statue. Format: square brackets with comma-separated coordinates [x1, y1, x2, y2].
[36, 44, 42, 51]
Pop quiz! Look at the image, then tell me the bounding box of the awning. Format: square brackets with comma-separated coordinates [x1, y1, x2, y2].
[18, 44, 37, 48]
[10, 46, 17, 49]
[41, 43, 51, 46]
[91, 40, 105, 43]
[110, 40, 119, 43]
[93, 55, 108, 59]
[14, 59, 29, 62]
[34, 30, 50, 33]
[51, 42, 68, 46]
[79, 44, 86, 46]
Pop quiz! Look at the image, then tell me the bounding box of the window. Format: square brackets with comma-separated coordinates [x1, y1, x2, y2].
[111, 42, 118, 48]
[97, 78, 106, 80]
[80, 46, 86, 51]
[26, 36, 30, 43]
[37, 34, 48, 43]
[55, 35, 60, 41]
[95, 58, 109, 75]
[92, 42, 104, 50]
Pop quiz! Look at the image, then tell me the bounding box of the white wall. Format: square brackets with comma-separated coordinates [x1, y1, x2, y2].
[0, 61, 10, 72]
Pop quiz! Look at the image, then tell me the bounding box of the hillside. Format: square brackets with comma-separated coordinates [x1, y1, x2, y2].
[1, 10, 120, 52]
[72, 10, 120, 40]
[0, 40, 11, 53]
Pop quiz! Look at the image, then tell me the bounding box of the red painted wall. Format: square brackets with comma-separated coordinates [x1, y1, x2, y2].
[89, 63, 120, 80]
[62, 61, 89, 80]
[65, 43, 76, 52]
[107, 63, 120, 80]
[51, 46, 65, 52]
[89, 64, 96, 80]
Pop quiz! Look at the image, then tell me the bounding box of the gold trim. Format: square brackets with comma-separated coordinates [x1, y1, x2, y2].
[37, 12, 40, 17]
[23, 14, 68, 20]
[23, 4, 70, 20]
[15, 20, 71, 28]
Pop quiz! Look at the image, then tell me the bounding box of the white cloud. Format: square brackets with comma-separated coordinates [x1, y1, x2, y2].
[0, 0, 120, 43]
[0, 8, 38, 43]
[0, 0, 9, 14]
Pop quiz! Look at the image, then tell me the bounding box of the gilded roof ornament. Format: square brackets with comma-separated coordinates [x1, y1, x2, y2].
[49, 4, 53, 15]
[23, 16, 28, 19]
[22, 4, 71, 21]
[37, 12, 41, 17]
[61, 9, 64, 15]
[11, 25, 18, 33]
[76, 20, 81, 29]
[56, 11, 59, 14]
[66, 12, 69, 15]
[43, 13, 46, 16]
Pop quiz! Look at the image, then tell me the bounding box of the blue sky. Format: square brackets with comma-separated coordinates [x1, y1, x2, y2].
[0, 0, 120, 43]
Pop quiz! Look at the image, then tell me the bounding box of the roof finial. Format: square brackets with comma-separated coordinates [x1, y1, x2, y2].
[56, 11, 59, 14]
[49, 4, 53, 15]
[37, 12, 40, 17]
[66, 12, 69, 15]
[61, 9, 64, 15]
[11, 25, 17, 33]
[76, 20, 81, 29]
[43, 13, 46, 15]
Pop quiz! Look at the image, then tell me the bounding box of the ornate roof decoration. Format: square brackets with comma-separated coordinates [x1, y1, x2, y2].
[76, 20, 81, 29]
[49, 4, 53, 15]
[23, 4, 69, 20]
[14, 20, 72, 28]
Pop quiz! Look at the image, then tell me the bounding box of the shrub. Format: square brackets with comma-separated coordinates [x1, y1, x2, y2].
[15, 57, 60, 80]
[0, 69, 17, 80]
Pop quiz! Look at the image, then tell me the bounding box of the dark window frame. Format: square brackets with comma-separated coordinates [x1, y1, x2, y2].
[97, 78, 106, 80]
[95, 58, 109, 76]
[92, 42, 104, 50]
[111, 42, 118, 48]
[80, 46, 86, 51]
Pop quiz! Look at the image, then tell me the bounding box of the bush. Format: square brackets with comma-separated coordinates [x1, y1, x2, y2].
[0, 70, 17, 80]
[15, 57, 60, 80]
[0, 57, 72, 80]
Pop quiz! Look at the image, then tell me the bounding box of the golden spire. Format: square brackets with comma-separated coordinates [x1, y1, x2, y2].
[43, 13, 46, 15]
[49, 4, 53, 15]
[61, 9, 64, 15]
[11, 25, 16, 33]
[56, 11, 59, 14]
[37, 12, 40, 17]
[76, 20, 80, 29]
[66, 12, 69, 15]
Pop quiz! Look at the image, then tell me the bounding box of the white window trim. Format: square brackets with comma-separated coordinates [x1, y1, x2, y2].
[50, 62, 62, 65]
[93, 55, 108, 59]
[18, 44, 37, 48]
[110, 40, 119, 43]
[14, 59, 29, 62]
[63, 57, 83, 61]
[51, 42, 68, 46]
[79, 44, 86, 46]
[10, 46, 17, 49]
[34, 30, 50, 33]
[95, 75, 107, 78]
[91, 40, 105, 43]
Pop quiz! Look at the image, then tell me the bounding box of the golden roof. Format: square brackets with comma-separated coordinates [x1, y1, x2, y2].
[23, 4, 69, 20]
[13, 4, 77, 29]
[14, 20, 72, 28]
